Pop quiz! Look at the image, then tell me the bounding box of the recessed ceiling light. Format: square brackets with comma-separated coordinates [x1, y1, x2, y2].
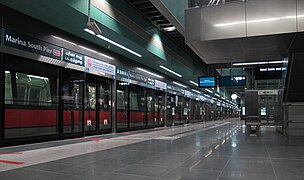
[163, 26, 176, 32]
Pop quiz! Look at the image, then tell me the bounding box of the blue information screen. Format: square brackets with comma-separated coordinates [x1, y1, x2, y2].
[219, 76, 246, 87]
[198, 76, 216, 87]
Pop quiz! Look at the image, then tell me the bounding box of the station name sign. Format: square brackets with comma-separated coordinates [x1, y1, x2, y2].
[3, 29, 62, 60]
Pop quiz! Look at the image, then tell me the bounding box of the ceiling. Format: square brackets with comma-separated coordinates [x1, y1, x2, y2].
[126, 0, 204, 68]
[188, 33, 295, 64]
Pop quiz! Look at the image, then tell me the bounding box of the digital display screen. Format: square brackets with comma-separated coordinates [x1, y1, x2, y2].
[219, 76, 246, 87]
[198, 76, 216, 87]
[255, 66, 287, 80]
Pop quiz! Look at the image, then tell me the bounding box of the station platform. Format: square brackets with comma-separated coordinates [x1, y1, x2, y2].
[0, 118, 303, 180]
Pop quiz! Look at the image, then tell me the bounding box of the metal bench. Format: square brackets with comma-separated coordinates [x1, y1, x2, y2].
[245, 116, 261, 136]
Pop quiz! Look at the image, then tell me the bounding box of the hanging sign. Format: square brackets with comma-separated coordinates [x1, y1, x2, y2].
[85, 56, 116, 75]
[155, 80, 167, 90]
[63, 49, 84, 66]
[3, 29, 62, 60]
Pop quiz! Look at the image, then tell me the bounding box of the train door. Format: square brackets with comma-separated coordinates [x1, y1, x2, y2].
[84, 76, 97, 133]
[116, 81, 128, 129]
[158, 92, 165, 126]
[98, 78, 111, 131]
[205, 103, 211, 121]
[147, 89, 157, 127]
[62, 69, 84, 134]
[166, 93, 174, 126]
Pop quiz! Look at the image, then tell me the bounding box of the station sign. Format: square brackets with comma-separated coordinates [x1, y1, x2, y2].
[147, 78, 155, 86]
[63, 49, 84, 66]
[116, 67, 129, 78]
[155, 80, 167, 90]
[129, 71, 148, 84]
[258, 90, 278, 95]
[3, 29, 62, 60]
[85, 56, 116, 75]
[184, 90, 192, 97]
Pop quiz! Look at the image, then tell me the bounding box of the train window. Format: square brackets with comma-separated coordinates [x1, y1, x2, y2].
[5, 71, 53, 106]
[5, 71, 13, 104]
[4, 55, 59, 139]
[16, 85, 27, 105]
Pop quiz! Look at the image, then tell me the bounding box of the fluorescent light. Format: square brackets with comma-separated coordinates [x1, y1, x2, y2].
[173, 81, 186, 88]
[189, 80, 198, 86]
[5, 71, 10, 74]
[84, 28, 96, 35]
[268, 60, 288, 64]
[98, 53, 114, 60]
[233, 60, 288, 66]
[96, 35, 142, 57]
[137, 68, 163, 79]
[160, 65, 182, 77]
[163, 26, 176, 32]
[205, 89, 213, 93]
[192, 89, 201, 94]
[84, 20, 102, 35]
[233, 62, 259, 66]
[214, 15, 304, 27]
[215, 94, 220, 97]
[204, 94, 211, 98]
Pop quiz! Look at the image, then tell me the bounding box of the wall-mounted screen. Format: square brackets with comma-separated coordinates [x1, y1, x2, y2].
[219, 76, 246, 87]
[255, 66, 287, 80]
[198, 76, 216, 88]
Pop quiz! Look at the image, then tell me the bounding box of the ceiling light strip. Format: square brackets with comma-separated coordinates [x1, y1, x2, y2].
[192, 89, 201, 94]
[96, 35, 142, 57]
[189, 80, 198, 86]
[84, 28, 96, 35]
[205, 89, 213, 93]
[159, 65, 182, 77]
[173, 81, 186, 88]
[137, 68, 163, 79]
[233, 60, 288, 66]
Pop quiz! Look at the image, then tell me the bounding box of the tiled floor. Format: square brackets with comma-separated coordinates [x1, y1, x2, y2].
[0, 119, 304, 180]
